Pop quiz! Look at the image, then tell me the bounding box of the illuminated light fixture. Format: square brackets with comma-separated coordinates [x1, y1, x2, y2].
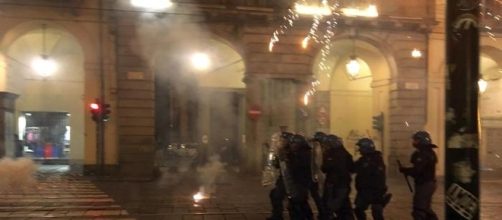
[294, 3, 332, 16]
[478, 79, 488, 93]
[341, 4, 379, 17]
[31, 24, 58, 77]
[31, 55, 58, 77]
[346, 37, 361, 77]
[411, 48, 423, 58]
[130, 0, 173, 10]
[346, 56, 361, 77]
[191, 52, 211, 71]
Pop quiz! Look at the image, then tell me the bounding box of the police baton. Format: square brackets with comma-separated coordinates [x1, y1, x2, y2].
[397, 160, 413, 193]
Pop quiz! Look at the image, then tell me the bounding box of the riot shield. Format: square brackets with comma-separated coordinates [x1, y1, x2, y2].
[261, 133, 281, 187]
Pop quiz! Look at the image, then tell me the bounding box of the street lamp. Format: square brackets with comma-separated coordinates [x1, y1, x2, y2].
[346, 56, 361, 77]
[191, 52, 211, 71]
[31, 24, 57, 77]
[31, 55, 58, 77]
[130, 0, 173, 10]
[346, 37, 361, 78]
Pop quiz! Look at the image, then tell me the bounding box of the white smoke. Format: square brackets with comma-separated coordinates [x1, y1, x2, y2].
[0, 157, 37, 193]
[196, 155, 225, 196]
[134, 7, 208, 76]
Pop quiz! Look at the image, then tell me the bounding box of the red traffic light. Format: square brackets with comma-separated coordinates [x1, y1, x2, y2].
[90, 103, 100, 110]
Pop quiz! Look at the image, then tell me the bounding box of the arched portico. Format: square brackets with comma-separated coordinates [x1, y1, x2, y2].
[0, 20, 117, 171]
[154, 36, 246, 169]
[311, 35, 395, 161]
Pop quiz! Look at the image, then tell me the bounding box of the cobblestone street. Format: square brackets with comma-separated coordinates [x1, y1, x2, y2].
[1, 167, 502, 219]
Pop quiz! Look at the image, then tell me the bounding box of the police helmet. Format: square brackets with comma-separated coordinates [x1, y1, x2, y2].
[356, 138, 375, 154]
[290, 134, 307, 145]
[281, 132, 293, 140]
[312, 131, 327, 143]
[412, 131, 432, 146]
[326, 135, 343, 148]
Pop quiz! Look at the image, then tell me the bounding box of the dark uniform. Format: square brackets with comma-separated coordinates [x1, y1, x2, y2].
[267, 132, 293, 220]
[353, 138, 390, 220]
[321, 135, 354, 220]
[284, 135, 314, 220]
[310, 132, 329, 220]
[399, 131, 438, 220]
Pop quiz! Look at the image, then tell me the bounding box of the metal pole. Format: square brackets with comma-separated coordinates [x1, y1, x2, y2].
[445, 1, 480, 219]
[98, 0, 106, 175]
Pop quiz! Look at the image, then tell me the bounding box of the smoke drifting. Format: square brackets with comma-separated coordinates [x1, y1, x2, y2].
[196, 155, 225, 195]
[0, 158, 37, 193]
[134, 6, 208, 78]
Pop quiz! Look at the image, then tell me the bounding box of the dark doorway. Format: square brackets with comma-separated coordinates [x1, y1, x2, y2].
[209, 90, 242, 166]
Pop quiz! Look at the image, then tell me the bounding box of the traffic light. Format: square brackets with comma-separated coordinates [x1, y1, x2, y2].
[90, 101, 101, 122]
[102, 103, 111, 121]
[89, 99, 111, 122]
[372, 112, 384, 132]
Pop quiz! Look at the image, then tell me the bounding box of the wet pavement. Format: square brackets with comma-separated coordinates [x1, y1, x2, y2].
[1, 166, 502, 219]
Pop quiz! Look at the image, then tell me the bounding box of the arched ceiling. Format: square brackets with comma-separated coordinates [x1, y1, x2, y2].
[312, 38, 390, 91]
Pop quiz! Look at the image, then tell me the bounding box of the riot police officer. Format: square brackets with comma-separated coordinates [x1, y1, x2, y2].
[267, 132, 293, 220]
[285, 134, 314, 220]
[399, 131, 438, 220]
[321, 135, 354, 220]
[353, 138, 391, 220]
[310, 132, 329, 220]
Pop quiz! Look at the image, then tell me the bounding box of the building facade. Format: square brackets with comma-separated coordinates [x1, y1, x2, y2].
[0, 0, 501, 178]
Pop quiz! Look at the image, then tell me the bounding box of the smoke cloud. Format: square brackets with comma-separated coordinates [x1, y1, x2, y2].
[134, 6, 208, 80]
[196, 155, 225, 195]
[0, 157, 37, 193]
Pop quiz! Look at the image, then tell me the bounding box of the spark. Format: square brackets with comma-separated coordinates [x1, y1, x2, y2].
[269, 9, 299, 52]
[303, 93, 310, 106]
[341, 4, 379, 18]
[294, 3, 332, 16]
[270, 1, 379, 102]
[411, 48, 423, 58]
[480, 3, 502, 41]
[193, 192, 207, 203]
[302, 36, 310, 49]
[404, 121, 410, 127]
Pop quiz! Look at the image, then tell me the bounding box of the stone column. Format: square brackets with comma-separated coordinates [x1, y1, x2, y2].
[243, 75, 265, 172]
[0, 92, 18, 158]
[386, 33, 429, 176]
[114, 13, 156, 179]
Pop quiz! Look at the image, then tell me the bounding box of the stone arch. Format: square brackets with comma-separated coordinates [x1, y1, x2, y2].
[332, 32, 399, 80]
[0, 20, 101, 66]
[208, 30, 247, 64]
[310, 32, 397, 155]
[153, 34, 247, 160]
[478, 44, 502, 171]
[480, 45, 502, 80]
[195, 36, 246, 89]
[0, 20, 94, 164]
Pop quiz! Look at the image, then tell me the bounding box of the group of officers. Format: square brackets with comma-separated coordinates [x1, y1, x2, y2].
[265, 130, 438, 220]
